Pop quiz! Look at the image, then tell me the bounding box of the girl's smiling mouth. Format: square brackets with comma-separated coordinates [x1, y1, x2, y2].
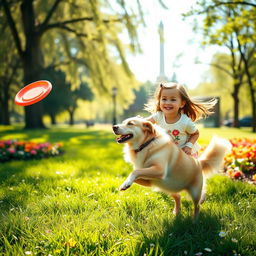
[164, 106, 173, 110]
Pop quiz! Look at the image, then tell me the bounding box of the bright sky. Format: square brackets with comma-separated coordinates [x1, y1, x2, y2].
[127, 0, 222, 89]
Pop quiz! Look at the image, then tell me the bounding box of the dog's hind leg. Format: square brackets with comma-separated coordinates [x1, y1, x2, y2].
[193, 198, 201, 220]
[199, 178, 207, 204]
[171, 193, 181, 215]
[200, 191, 206, 205]
[187, 185, 203, 219]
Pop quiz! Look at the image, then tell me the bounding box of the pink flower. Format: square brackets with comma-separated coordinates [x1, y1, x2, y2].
[7, 148, 16, 154]
[172, 130, 180, 136]
[30, 150, 37, 155]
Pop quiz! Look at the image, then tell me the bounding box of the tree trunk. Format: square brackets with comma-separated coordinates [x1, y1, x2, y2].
[236, 37, 255, 132]
[0, 86, 10, 125]
[245, 86, 256, 132]
[68, 109, 75, 125]
[232, 84, 240, 128]
[23, 51, 45, 129]
[248, 85, 256, 132]
[21, 0, 45, 129]
[50, 113, 56, 125]
[0, 101, 10, 125]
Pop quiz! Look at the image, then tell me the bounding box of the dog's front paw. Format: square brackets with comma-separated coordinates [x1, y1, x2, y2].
[119, 179, 133, 191]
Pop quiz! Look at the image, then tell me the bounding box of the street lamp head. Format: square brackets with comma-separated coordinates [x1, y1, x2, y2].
[112, 87, 118, 97]
[112, 87, 118, 125]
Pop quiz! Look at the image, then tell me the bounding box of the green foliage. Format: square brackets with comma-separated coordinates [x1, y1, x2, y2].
[122, 81, 155, 119]
[190, 53, 252, 119]
[185, 0, 256, 130]
[0, 125, 255, 255]
[194, 1, 256, 48]
[0, 12, 22, 124]
[41, 67, 71, 117]
[66, 82, 94, 124]
[37, 0, 143, 96]
[71, 82, 94, 107]
[187, 0, 256, 62]
[2, 0, 153, 127]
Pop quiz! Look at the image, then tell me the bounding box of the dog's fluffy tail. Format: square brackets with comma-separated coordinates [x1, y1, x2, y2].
[199, 136, 232, 176]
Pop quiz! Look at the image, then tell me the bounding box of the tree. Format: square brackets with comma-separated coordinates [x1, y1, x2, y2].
[41, 67, 70, 125]
[191, 53, 251, 122]
[185, 0, 256, 132]
[0, 13, 21, 125]
[198, 0, 256, 10]
[66, 82, 93, 125]
[122, 81, 155, 119]
[196, 47, 245, 128]
[234, 12, 256, 132]
[0, 56, 20, 125]
[1, 0, 148, 129]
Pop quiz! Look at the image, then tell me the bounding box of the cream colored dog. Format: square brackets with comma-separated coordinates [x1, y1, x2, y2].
[113, 116, 231, 218]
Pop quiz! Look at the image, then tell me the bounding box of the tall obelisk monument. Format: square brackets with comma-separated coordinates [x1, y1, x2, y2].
[156, 21, 168, 83]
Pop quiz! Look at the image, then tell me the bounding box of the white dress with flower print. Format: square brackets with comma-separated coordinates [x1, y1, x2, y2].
[150, 112, 200, 154]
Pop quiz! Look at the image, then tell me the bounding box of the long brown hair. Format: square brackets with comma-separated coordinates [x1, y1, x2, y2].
[145, 82, 217, 121]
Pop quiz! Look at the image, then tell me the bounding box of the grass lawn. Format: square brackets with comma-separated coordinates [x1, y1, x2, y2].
[0, 125, 255, 256]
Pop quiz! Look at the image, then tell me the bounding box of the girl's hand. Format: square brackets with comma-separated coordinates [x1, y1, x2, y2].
[182, 146, 192, 155]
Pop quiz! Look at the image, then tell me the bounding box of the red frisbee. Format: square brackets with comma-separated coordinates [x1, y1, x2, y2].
[15, 80, 52, 106]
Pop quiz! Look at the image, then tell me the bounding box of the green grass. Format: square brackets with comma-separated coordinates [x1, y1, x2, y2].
[0, 125, 255, 256]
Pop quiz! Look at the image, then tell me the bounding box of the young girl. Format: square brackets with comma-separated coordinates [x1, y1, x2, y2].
[145, 82, 217, 157]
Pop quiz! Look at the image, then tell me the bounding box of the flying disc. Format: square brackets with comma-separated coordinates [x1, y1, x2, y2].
[15, 80, 52, 106]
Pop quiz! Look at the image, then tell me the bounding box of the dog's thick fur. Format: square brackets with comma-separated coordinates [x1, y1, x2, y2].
[113, 116, 231, 218]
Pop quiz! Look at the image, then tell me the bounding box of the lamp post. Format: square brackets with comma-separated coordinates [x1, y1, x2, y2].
[112, 87, 118, 125]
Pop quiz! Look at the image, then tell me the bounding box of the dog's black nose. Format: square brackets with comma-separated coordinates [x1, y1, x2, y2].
[112, 125, 118, 132]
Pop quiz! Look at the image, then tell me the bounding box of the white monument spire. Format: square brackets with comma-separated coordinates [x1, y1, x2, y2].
[157, 21, 168, 83]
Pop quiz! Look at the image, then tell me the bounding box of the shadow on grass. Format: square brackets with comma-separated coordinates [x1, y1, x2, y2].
[0, 165, 52, 213]
[136, 212, 229, 256]
[0, 127, 114, 143]
[0, 128, 119, 164]
[134, 178, 256, 256]
[0, 161, 32, 184]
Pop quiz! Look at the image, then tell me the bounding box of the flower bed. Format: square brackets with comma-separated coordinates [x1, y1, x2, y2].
[224, 138, 256, 185]
[0, 140, 64, 162]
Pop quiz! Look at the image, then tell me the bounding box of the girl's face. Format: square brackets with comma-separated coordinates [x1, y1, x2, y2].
[159, 88, 185, 116]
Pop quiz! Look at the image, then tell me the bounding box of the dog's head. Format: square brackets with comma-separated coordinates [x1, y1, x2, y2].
[112, 117, 156, 145]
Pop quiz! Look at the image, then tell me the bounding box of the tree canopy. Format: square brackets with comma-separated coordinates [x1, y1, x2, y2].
[185, 0, 256, 132]
[1, 0, 154, 128]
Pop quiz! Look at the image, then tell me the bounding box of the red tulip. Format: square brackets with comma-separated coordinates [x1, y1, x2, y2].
[233, 171, 242, 179]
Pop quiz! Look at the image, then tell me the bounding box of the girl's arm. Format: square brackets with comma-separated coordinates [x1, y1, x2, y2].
[182, 130, 199, 155]
[188, 130, 199, 145]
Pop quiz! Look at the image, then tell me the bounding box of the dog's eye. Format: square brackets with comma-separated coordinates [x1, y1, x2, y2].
[127, 121, 134, 126]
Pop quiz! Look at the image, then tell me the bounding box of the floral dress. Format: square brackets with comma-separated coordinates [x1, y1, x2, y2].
[149, 112, 200, 154]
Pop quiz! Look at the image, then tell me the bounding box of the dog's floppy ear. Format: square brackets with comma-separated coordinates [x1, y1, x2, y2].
[143, 121, 155, 135]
